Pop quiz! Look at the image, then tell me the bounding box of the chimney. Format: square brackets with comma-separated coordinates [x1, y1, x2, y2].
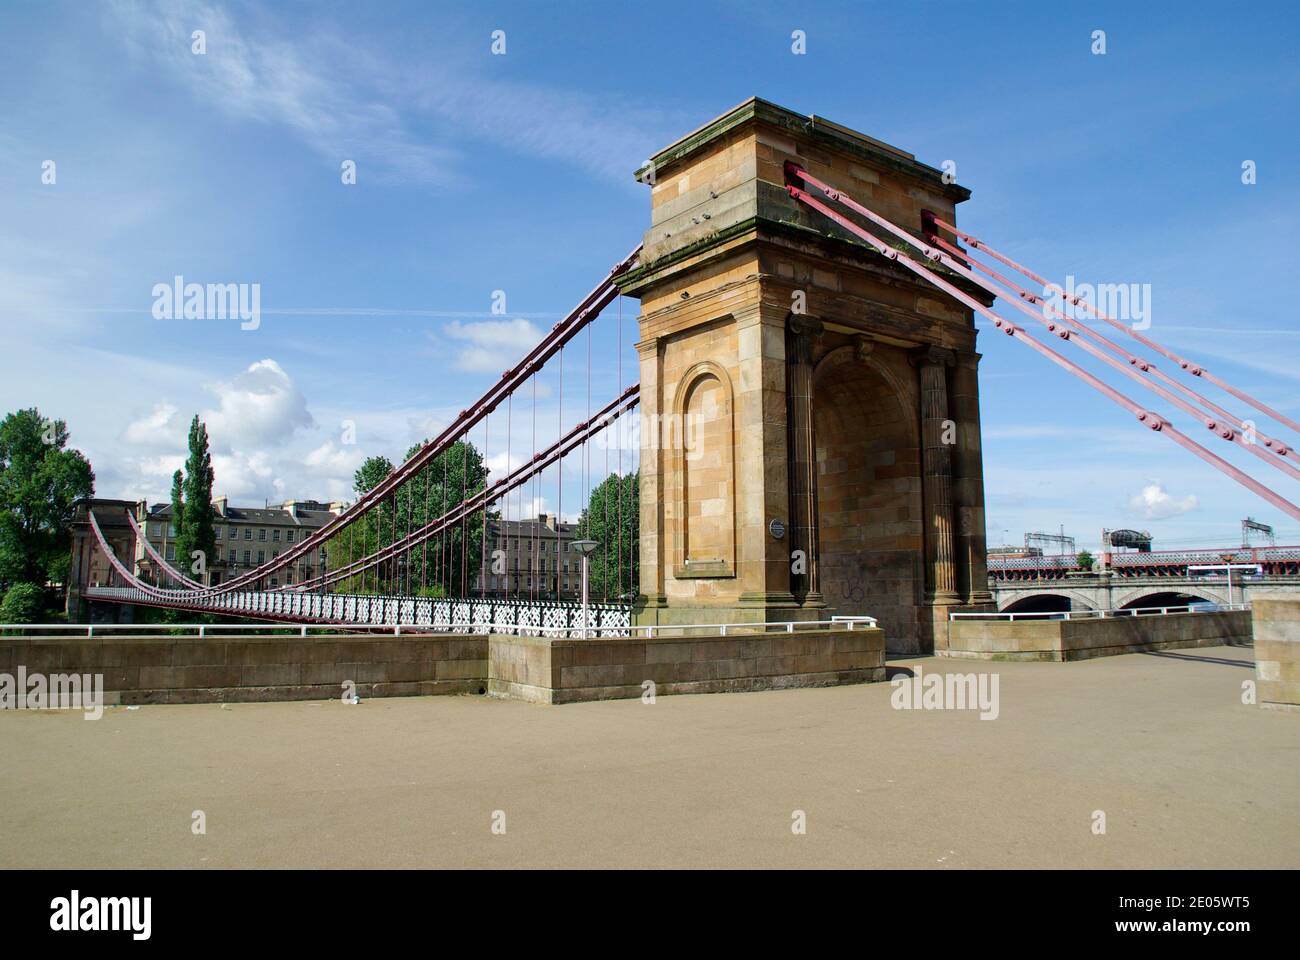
[214, 496, 228, 517]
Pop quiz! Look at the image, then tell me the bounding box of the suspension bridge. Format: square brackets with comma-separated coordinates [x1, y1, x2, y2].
[70, 99, 1299, 653]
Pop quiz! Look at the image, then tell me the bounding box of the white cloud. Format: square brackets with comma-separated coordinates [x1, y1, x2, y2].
[126, 453, 186, 483]
[1127, 481, 1199, 520]
[442, 318, 544, 373]
[203, 359, 314, 448]
[303, 439, 364, 477]
[210, 450, 275, 500]
[109, 0, 456, 185]
[484, 449, 524, 480]
[121, 401, 185, 449]
[107, 0, 680, 187]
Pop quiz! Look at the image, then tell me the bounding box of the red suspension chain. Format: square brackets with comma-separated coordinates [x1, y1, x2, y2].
[786, 180, 1300, 522]
[926, 214, 1300, 437]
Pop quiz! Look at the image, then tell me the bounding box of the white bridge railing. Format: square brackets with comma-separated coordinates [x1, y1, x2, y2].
[75, 587, 878, 639]
[949, 602, 1250, 621]
[8, 615, 877, 641]
[82, 585, 631, 637]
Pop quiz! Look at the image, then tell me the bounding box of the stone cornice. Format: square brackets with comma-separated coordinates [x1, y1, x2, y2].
[619, 215, 994, 309]
[634, 97, 971, 204]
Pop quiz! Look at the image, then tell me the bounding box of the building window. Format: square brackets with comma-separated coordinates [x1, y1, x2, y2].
[273, 529, 281, 541]
[215, 527, 222, 540]
[244, 529, 252, 541]
[270, 578, 278, 588]
[243, 550, 251, 565]
[166, 545, 175, 561]
[228, 527, 236, 540]
[257, 550, 265, 564]
[228, 549, 236, 564]
[258, 529, 267, 541]
[168, 524, 177, 537]
[286, 530, 295, 543]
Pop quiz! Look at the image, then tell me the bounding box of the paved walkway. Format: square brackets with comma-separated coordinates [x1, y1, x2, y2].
[2, 645, 1296, 868]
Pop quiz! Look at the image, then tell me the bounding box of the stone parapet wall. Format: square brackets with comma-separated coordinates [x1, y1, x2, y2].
[0, 634, 487, 704]
[1252, 596, 1300, 711]
[489, 627, 886, 704]
[1, 627, 885, 706]
[944, 610, 1250, 662]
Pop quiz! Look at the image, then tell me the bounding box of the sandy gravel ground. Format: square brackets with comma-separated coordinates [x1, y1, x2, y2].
[2, 644, 1296, 868]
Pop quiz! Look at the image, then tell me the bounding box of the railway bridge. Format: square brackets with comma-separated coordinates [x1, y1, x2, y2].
[988, 545, 1300, 613]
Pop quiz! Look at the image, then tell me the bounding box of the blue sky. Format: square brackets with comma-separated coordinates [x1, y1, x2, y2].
[2, 0, 1298, 551]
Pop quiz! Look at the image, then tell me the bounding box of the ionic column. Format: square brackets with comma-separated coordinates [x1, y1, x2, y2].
[786, 314, 823, 604]
[951, 351, 993, 604]
[914, 346, 959, 602]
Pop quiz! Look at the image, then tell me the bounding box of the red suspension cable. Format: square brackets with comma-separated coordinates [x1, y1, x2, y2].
[790, 161, 1300, 485]
[786, 181, 1300, 522]
[927, 214, 1300, 436]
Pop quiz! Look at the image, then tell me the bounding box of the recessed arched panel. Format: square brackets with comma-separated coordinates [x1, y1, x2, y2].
[672, 361, 736, 579]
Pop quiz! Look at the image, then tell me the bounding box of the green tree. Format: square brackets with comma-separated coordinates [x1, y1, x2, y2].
[0, 408, 95, 591]
[175, 416, 216, 582]
[1076, 550, 1095, 571]
[326, 440, 492, 596]
[169, 469, 184, 545]
[575, 471, 639, 601]
[1, 582, 44, 624]
[327, 455, 392, 593]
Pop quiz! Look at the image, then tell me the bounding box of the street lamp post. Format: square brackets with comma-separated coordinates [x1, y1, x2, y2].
[570, 539, 599, 638]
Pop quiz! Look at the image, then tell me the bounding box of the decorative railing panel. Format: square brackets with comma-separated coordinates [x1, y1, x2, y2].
[83, 586, 631, 638]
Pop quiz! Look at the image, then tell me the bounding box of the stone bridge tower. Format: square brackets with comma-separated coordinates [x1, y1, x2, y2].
[619, 98, 994, 653]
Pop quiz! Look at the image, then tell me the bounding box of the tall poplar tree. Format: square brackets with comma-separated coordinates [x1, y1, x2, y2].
[169, 469, 184, 545]
[175, 416, 216, 582]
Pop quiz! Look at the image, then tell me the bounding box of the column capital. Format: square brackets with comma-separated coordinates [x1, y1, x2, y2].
[909, 344, 957, 368]
[785, 313, 825, 339]
[635, 337, 663, 359]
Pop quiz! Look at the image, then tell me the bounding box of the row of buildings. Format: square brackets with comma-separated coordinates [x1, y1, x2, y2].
[71, 497, 346, 590]
[68, 497, 597, 616]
